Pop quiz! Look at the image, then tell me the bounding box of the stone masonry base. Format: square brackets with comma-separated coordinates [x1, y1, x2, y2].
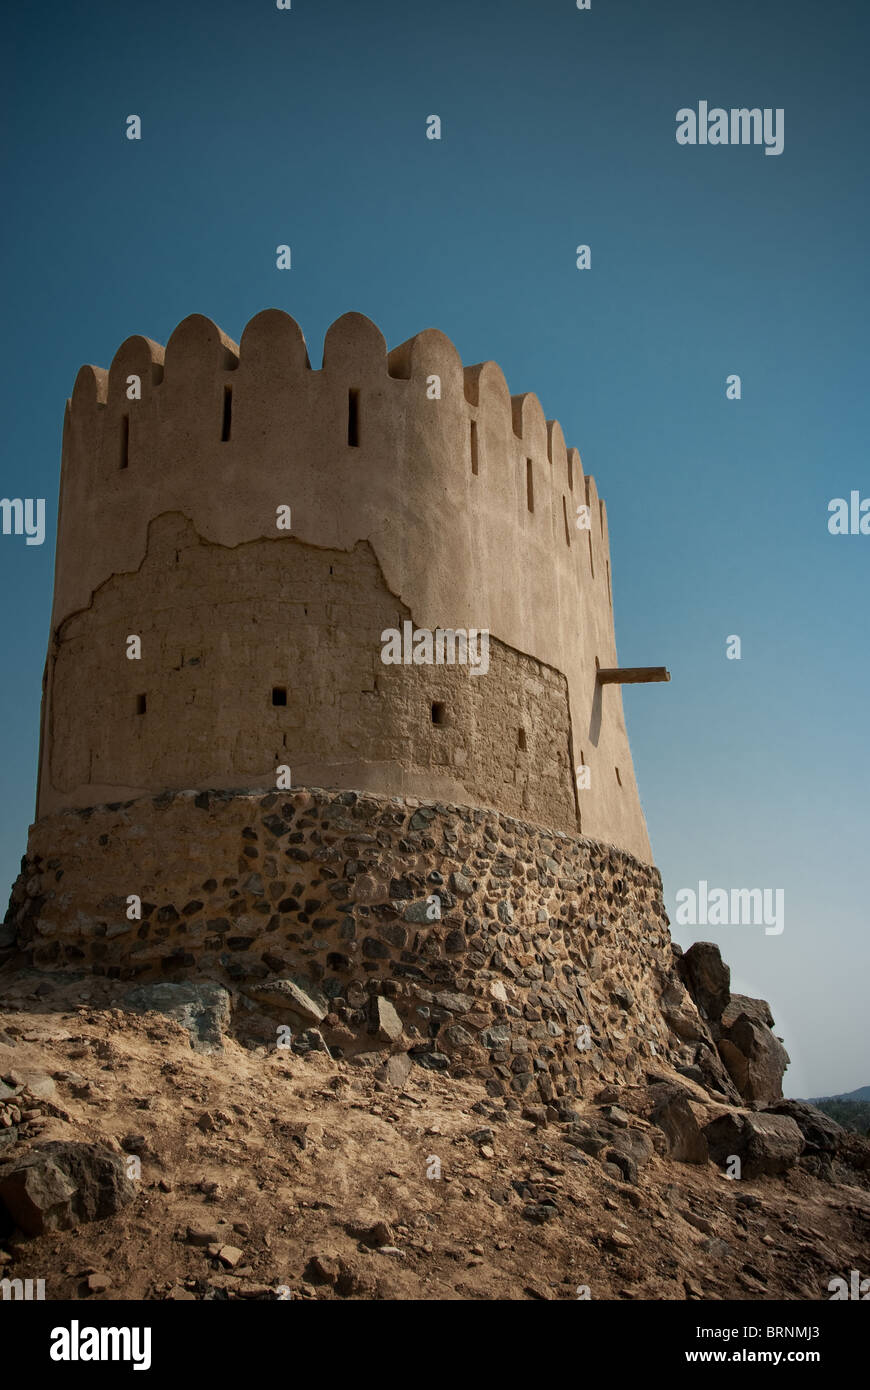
[3, 787, 687, 1102]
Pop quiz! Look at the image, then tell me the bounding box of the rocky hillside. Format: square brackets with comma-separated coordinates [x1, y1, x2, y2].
[1, 963, 868, 1302]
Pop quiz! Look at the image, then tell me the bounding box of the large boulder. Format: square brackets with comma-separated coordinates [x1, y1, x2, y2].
[837, 1132, 870, 1174]
[765, 1099, 844, 1155]
[677, 942, 730, 1025]
[0, 1141, 136, 1236]
[612, 1082, 709, 1163]
[659, 981, 706, 1043]
[122, 980, 232, 1052]
[718, 1016, 790, 1106]
[649, 1089, 709, 1164]
[721, 994, 774, 1030]
[704, 1110, 804, 1178]
[609, 1126, 656, 1169]
[691, 1041, 743, 1103]
[669, 945, 791, 1109]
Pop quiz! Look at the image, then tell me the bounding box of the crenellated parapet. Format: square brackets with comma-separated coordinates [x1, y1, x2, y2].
[57, 310, 614, 624]
[41, 310, 653, 861]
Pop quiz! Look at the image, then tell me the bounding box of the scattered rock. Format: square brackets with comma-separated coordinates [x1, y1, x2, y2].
[371, 997, 403, 1044]
[605, 1149, 638, 1184]
[680, 1209, 715, 1236]
[606, 1229, 634, 1250]
[409, 1048, 449, 1072]
[2, 1069, 56, 1102]
[187, 1223, 221, 1247]
[361, 1220, 393, 1248]
[243, 979, 326, 1024]
[563, 1122, 609, 1157]
[0, 1141, 135, 1235]
[521, 1105, 549, 1126]
[305, 1255, 337, 1284]
[379, 1053, 412, 1087]
[469, 1127, 495, 1145]
[523, 1202, 558, 1224]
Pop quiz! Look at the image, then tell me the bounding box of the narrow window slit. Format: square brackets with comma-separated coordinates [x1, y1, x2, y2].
[431, 701, 447, 726]
[221, 386, 232, 442]
[119, 414, 129, 470]
[348, 389, 360, 447]
[470, 420, 479, 475]
[517, 728, 527, 751]
[526, 458, 534, 512]
[272, 687, 287, 707]
[562, 495, 571, 546]
[135, 693, 147, 715]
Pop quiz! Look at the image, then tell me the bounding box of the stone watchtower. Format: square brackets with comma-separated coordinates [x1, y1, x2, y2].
[5, 311, 680, 1101]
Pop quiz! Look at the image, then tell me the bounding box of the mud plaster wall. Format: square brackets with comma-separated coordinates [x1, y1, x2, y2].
[45, 515, 577, 835]
[39, 310, 653, 861]
[6, 789, 687, 1101]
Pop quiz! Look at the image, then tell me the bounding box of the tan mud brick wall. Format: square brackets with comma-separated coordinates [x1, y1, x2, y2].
[45, 515, 577, 835]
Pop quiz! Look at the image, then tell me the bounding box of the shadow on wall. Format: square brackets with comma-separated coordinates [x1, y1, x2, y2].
[589, 670, 603, 746]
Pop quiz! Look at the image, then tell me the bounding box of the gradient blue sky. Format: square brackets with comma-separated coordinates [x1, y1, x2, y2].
[1, 0, 867, 1095]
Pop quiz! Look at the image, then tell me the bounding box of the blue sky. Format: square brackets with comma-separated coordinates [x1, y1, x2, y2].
[1, 0, 867, 1095]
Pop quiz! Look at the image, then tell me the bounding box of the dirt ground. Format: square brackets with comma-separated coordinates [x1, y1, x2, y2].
[1, 971, 868, 1302]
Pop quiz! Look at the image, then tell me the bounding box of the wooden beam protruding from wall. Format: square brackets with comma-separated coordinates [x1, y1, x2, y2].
[596, 667, 670, 685]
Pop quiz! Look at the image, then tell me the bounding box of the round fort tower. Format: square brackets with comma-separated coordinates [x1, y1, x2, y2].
[5, 310, 681, 1100]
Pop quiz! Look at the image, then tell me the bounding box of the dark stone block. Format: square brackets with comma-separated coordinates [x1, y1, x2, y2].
[362, 936, 390, 960]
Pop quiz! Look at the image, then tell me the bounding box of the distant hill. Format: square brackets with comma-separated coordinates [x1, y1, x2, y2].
[826, 1085, 870, 1103]
[806, 1087, 870, 1135]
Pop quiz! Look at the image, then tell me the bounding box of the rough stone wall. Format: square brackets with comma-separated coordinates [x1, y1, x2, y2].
[39, 310, 653, 861]
[4, 788, 682, 1100]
